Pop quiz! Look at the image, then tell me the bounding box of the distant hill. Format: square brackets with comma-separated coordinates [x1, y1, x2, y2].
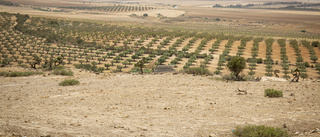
[0, 0, 19, 6]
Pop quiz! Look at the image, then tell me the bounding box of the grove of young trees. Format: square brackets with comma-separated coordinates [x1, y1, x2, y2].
[1, 12, 319, 78]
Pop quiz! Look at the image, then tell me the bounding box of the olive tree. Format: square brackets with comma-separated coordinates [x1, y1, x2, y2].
[134, 57, 147, 74]
[311, 54, 318, 63]
[227, 56, 246, 79]
[98, 67, 105, 73]
[105, 63, 111, 70]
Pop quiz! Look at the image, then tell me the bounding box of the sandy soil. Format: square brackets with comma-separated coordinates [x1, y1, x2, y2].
[179, 6, 320, 34]
[0, 5, 150, 23]
[123, 9, 185, 18]
[3, 0, 320, 36]
[0, 5, 185, 23]
[0, 67, 320, 136]
[8, 0, 85, 7]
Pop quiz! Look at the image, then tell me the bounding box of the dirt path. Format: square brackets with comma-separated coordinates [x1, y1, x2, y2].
[229, 40, 240, 57]
[209, 40, 228, 72]
[176, 37, 192, 51]
[257, 41, 266, 60]
[286, 41, 298, 66]
[272, 41, 281, 65]
[201, 39, 216, 54]
[300, 45, 311, 63]
[243, 40, 253, 59]
[189, 39, 202, 53]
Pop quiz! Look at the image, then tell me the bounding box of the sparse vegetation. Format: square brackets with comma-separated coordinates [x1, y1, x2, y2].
[264, 89, 283, 98]
[52, 68, 73, 76]
[0, 0, 19, 6]
[233, 125, 290, 137]
[183, 67, 211, 75]
[58, 79, 80, 86]
[218, 2, 320, 12]
[74, 64, 97, 72]
[0, 71, 43, 77]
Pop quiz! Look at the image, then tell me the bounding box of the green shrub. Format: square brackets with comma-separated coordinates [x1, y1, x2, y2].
[0, 71, 43, 77]
[264, 89, 283, 97]
[0, 71, 7, 76]
[52, 68, 73, 76]
[316, 63, 320, 70]
[304, 62, 310, 67]
[54, 65, 65, 70]
[283, 75, 291, 79]
[214, 70, 221, 75]
[246, 58, 257, 63]
[225, 55, 234, 61]
[143, 68, 153, 73]
[222, 73, 235, 80]
[248, 71, 255, 76]
[300, 72, 308, 79]
[19, 64, 29, 68]
[130, 67, 153, 73]
[222, 73, 247, 81]
[257, 58, 263, 64]
[183, 67, 211, 75]
[245, 75, 255, 80]
[233, 125, 290, 137]
[74, 63, 97, 72]
[264, 59, 274, 64]
[59, 79, 80, 86]
[265, 73, 273, 76]
[312, 41, 319, 47]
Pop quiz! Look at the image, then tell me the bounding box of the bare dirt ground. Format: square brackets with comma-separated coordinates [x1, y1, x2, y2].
[179, 6, 320, 34]
[7, 0, 85, 7]
[4, 0, 320, 35]
[0, 5, 185, 23]
[0, 5, 153, 23]
[0, 67, 320, 136]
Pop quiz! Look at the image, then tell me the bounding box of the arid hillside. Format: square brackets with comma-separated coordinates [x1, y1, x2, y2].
[0, 67, 320, 136]
[0, 0, 320, 136]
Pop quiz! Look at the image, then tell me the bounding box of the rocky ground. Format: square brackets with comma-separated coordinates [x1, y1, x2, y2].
[0, 67, 320, 137]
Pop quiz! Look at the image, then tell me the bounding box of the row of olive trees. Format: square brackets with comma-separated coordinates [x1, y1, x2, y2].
[236, 36, 252, 57]
[289, 40, 308, 79]
[214, 38, 235, 74]
[247, 37, 263, 76]
[265, 38, 274, 76]
[277, 39, 291, 78]
[1, 12, 320, 76]
[301, 40, 318, 63]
